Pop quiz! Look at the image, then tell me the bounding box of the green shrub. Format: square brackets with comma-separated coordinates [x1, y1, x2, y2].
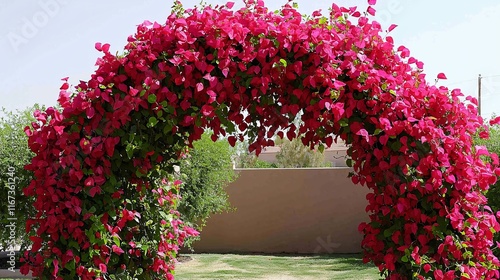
[475, 124, 500, 256]
[178, 133, 237, 248]
[0, 106, 40, 250]
[275, 137, 331, 168]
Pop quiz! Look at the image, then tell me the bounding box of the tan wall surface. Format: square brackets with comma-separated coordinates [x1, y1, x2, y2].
[190, 168, 370, 254]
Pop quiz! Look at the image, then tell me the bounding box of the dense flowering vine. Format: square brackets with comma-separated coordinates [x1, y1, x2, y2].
[22, 0, 500, 279]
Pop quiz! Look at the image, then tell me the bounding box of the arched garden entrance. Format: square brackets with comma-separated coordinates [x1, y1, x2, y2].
[22, 1, 500, 279]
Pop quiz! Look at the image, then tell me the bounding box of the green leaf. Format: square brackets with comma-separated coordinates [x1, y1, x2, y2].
[195, 116, 202, 127]
[110, 175, 117, 186]
[318, 143, 325, 153]
[391, 141, 402, 151]
[65, 260, 76, 270]
[339, 118, 349, 127]
[279, 58, 287, 67]
[126, 143, 135, 159]
[135, 169, 144, 178]
[164, 105, 175, 114]
[136, 268, 144, 276]
[81, 252, 89, 262]
[148, 116, 158, 128]
[163, 123, 173, 134]
[88, 232, 96, 243]
[148, 94, 157, 103]
[113, 236, 121, 246]
[68, 240, 80, 250]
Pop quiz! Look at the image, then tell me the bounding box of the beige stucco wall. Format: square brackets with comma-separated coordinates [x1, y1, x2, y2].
[190, 168, 370, 254]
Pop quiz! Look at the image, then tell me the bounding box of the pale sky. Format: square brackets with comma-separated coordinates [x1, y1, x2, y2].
[1, 0, 499, 119]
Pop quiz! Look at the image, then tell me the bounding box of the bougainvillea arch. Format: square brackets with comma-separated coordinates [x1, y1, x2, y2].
[22, 1, 500, 279]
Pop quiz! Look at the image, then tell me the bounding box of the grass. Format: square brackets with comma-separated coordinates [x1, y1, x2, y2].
[0, 254, 381, 279]
[175, 253, 381, 280]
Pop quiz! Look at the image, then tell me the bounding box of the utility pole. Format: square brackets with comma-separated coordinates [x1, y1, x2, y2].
[478, 74, 482, 116]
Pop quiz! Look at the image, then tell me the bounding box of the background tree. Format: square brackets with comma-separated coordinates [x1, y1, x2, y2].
[233, 135, 332, 168]
[475, 122, 500, 256]
[484, 125, 500, 209]
[0, 106, 40, 250]
[178, 132, 237, 248]
[275, 137, 331, 168]
[233, 139, 277, 168]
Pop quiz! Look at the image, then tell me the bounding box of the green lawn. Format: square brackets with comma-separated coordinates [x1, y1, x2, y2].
[0, 254, 380, 279]
[175, 254, 381, 280]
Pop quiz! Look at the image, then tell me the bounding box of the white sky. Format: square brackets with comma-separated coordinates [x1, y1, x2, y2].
[0, 0, 499, 119]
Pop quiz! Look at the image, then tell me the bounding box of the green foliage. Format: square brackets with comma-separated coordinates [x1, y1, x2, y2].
[485, 126, 500, 209]
[0, 106, 39, 250]
[232, 139, 277, 168]
[178, 133, 237, 246]
[234, 152, 277, 168]
[233, 137, 330, 168]
[275, 137, 331, 168]
[475, 124, 500, 256]
[251, 158, 278, 168]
